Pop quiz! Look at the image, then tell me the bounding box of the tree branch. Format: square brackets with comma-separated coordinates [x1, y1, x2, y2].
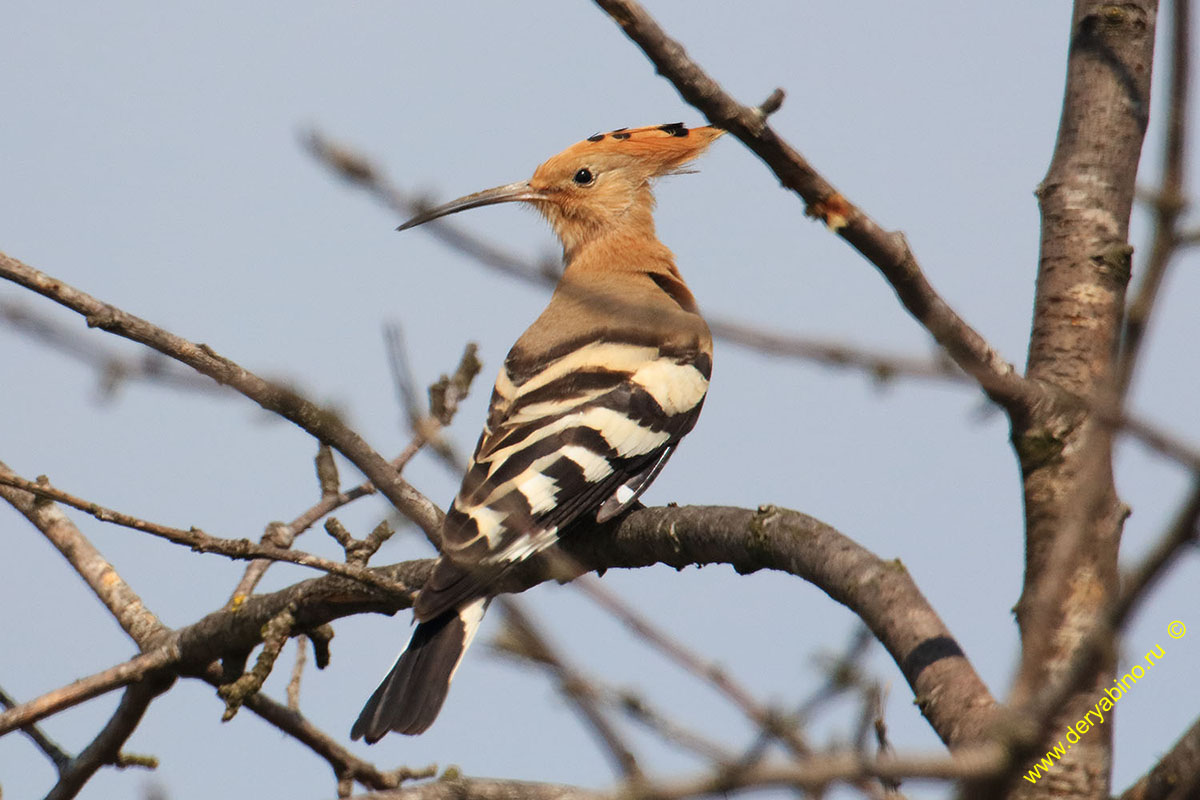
[1119, 715, 1200, 800]
[352, 744, 1007, 800]
[1005, 3, 1157, 796]
[590, 0, 1038, 414]
[1117, 0, 1192, 395]
[496, 599, 644, 781]
[0, 647, 178, 736]
[45, 675, 173, 800]
[0, 504, 994, 753]
[0, 460, 168, 648]
[0, 250, 444, 541]
[305, 129, 965, 389]
[0, 298, 225, 398]
[0, 685, 71, 773]
[0, 468, 411, 597]
[354, 777, 604, 800]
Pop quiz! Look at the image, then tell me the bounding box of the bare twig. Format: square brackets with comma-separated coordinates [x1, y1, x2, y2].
[571, 572, 810, 758]
[385, 324, 469, 472]
[198, 664, 436, 795]
[352, 777, 604, 800]
[218, 605, 297, 721]
[228, 340, 480, 602]
[605, 687, 735, 764]
[496, 598, 644, 781]
[739, 626, 875, 767]
[0, 684, 71, 772]
[0, 298, 224, 397]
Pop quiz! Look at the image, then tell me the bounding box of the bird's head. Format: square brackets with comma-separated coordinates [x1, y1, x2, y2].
[398, 123, 724, 253]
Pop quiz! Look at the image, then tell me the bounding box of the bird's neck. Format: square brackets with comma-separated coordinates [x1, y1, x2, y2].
[562, 226, 680, 279]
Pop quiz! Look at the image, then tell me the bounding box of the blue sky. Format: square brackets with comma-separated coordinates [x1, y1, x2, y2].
[2, 3, 1198, 798]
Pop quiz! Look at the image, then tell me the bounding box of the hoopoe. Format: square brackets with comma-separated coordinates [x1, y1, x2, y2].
[351, 122, 723, 742]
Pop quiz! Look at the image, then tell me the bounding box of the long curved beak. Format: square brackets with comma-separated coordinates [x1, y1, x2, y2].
[397, 182, 548, 231]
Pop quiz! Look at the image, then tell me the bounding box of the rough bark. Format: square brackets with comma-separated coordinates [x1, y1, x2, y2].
[1011, 3, 1158, 798]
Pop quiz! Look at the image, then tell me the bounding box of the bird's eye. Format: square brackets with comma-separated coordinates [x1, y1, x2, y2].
[573, 168, 595, 186]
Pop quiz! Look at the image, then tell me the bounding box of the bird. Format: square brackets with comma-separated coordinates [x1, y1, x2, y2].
[351, 122, 723, 742]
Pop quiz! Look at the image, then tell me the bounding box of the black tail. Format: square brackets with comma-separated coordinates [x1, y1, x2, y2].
[351, 598, 487, 742]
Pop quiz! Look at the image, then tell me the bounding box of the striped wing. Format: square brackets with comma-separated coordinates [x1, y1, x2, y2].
[413, 339, 710, 621]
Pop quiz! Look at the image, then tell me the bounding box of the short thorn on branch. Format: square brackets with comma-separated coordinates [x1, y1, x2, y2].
[754, 88, 786, 125]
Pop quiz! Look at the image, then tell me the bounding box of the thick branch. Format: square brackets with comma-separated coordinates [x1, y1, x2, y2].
[1118, 0, 1191, 394]
[0, 505, 994, 751]
[1007, 3, 1157, 797]
[568, 505, 997, 747]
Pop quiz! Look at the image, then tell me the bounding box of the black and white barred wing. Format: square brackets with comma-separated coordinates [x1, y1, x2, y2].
[414, 340, 710, 620]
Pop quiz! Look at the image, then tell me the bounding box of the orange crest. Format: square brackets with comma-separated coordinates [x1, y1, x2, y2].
[536, 123, 725, 183]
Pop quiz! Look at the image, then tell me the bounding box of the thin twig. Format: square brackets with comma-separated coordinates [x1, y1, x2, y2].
[738, 626, 875, 767]
[227, 340, 479, 602]
[496, 598, 644, 781]
[0, 298, 225, 397]
[569, 573, 810, 759]
[195, 663, 436, 795]
[0, 684, 72, 772]
[0, 470, 410, 596]
[0, 250, 445, 541]
[604, 687, 736, 765]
